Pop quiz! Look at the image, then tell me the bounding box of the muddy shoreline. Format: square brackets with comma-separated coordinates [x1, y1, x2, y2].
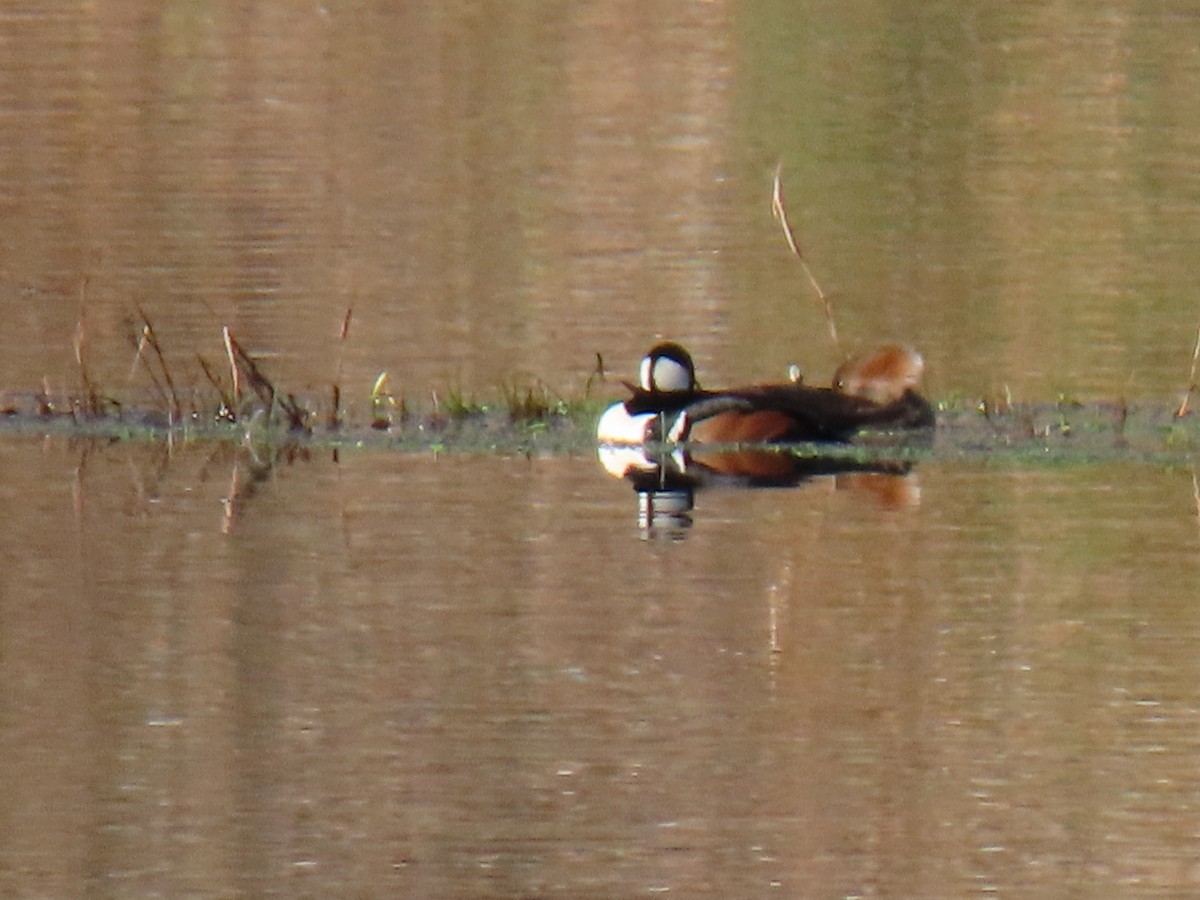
[2, 389, 1198, 465]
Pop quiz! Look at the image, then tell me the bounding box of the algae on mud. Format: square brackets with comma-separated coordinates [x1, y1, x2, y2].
[3, 384, 1200, 468]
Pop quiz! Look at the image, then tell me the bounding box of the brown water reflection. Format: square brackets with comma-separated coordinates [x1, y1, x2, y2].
[3, 437, 1200, 896]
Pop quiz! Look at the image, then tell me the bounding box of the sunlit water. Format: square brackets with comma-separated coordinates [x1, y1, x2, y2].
[5, 2, 1200, 897]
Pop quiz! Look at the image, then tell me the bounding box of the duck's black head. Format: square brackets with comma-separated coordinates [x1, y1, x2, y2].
[639, 342, 696, 393]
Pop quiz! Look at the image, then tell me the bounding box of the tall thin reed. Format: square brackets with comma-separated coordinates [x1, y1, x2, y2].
[329, 307, 353, 429]
[772, 163, 843, 360]
[128, 309, 182, 423]
[1175, 321, 1200, 417]
[73, 277, 103, 416]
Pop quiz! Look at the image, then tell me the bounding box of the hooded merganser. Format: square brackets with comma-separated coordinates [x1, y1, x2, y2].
[596, 341, 934, 446]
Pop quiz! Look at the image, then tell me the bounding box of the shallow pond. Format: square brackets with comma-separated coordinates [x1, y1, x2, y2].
[5, 1, 1200, 897]
[3, 436, 1200, 897]
[4, 1, 1200, 410]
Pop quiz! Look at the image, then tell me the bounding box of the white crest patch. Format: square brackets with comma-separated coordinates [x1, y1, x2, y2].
[639, 355, 653, 391]
[650, 356, 691, 392]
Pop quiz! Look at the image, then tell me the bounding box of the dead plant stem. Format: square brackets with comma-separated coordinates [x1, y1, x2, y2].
[772, 163, 843, 360]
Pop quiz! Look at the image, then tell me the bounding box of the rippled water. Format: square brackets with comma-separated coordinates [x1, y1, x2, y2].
[4, 2, 1200, 897]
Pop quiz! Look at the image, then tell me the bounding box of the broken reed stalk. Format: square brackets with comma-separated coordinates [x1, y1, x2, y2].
[196, 354, 236, 419]
[329, 307, 353, 430]
[222, 326, 241, 405]
[583, 352, 606, 398]
[772, 163, 843, 360]
[129, 326, 171, 415]
[1175, 321, 1200, 418]
[130, 308, 182, 424]
[36, 376, 54, 417]
[74, 277, 103, 417]
[222, 327, 311, 432]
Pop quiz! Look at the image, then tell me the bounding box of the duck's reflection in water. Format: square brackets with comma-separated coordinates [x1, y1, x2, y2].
[598, 443, 920, 539]
[636, 487, 695, 537]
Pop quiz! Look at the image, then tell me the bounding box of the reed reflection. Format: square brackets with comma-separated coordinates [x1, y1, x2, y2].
[57, 434, 313, 535]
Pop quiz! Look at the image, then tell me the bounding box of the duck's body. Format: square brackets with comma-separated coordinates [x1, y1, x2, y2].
[597, 341, 934, 447]
[622, 377, 933, 443]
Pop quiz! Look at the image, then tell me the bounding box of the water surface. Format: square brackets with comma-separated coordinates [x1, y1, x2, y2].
[3, 438, 1200, 896]
[4, 3, 1200, 897]
[2, 2, 1200, 408]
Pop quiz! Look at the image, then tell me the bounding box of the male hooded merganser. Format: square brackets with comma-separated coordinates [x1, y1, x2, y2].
[596, 341, 934, 446]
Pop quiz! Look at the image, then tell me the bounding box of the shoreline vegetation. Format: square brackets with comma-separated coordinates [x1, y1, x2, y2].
[19, 166, 1200, 463]
[2, 313, 1200, 464]
[12, 170, 1198, 464]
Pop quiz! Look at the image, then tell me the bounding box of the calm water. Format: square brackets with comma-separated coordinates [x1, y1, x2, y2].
[3, 438, 1200, 897]
[4, 1, 1200, 404]
[4, 2, 1200, 897]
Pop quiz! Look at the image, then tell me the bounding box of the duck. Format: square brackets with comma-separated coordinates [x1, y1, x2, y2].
[833, 344, 927, 405]
[596, 341, 934, 446]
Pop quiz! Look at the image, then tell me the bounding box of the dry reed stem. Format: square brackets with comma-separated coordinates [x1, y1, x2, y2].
[197, 354, 236, 418]
[222, 326, 240, 404]
[772, 163, 843, 359]
[129, 327, 149, 378]
[37, 376, 53, 417]
[74, 278, 102, 416]
[130, 309, 181, 423]
[129, 325, 168, 411]
[329, 307, 354, 430]
[1192, 470, 1200, 522]
[1175, 322, 1200, 417]
[222, 327, 310, 432]
[583, 352, 606, 398]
